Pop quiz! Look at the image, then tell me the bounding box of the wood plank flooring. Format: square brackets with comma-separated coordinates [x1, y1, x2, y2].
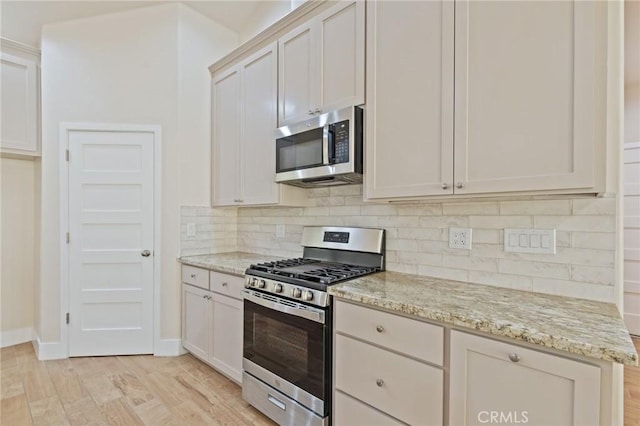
[1, 338, 639, 425]
[0, 343, 275, 425]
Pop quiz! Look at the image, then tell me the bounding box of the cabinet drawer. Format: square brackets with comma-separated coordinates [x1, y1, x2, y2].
[335, 300, 444, 365]
[335, 334, 443, 425]
[334, 391, 404, 426]
[182, 265, 209, 289]
[210, 271, 244, 300]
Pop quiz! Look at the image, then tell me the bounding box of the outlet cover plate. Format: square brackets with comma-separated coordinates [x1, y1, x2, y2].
[449, 227, 472, 250]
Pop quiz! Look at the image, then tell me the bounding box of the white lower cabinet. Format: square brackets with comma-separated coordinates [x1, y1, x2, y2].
[449, 331, 601, 426]
[181, 267, 244, 384]
[333, 300, 444, 425]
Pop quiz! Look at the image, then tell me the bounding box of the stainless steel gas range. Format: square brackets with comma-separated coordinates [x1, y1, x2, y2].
[242, 226, 385, 426]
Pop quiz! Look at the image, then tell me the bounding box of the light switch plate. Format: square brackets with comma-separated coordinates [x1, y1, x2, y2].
[186, 223, 196, 237]
[276, 224, 285, 239]
[504, 228, 556, 254]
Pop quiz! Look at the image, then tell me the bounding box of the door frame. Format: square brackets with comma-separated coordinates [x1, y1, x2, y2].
[59, 122, 162, 357]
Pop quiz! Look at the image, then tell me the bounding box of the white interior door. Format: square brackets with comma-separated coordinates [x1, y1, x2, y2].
[68, 129, 155, 356]
[624, 142, 640, 336]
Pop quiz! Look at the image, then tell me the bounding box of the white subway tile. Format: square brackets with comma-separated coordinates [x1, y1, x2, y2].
[397, 227, 442, 241]
[472, 229, 501, 244]
[570, 265, 615, 286]
[343, 216, 378, 227]
[468, 271, 533, 292]
[470, 215, 533, 229]
[533, 248, 615, 268]
[443, 202, 499, 216]
[377, 216, 420, 227]
[181, 207, 197, 217]
[387, 239, 419, 252]
[532, 278, 614, 302]
[470, 243, 534, 260]
[330, 185, 363, 196]
[571, 232, 616, 250]
[387, 262, 419, 275]
[499, 200, 571, 215]
[533, 215, 615, 232]
[442, 255, 498, 272]
[499, 259, 571, 280]
[572, 198, 616, 215]
[419, 216, 470, 228]
[397, 251, 442, 266]
[344, 196, 365, 206]
[304, 207, 330, 216]
[361, 204, 398, 216]
[418, 265, 469, 282]
[397, 204, 442, 216]
[329, 206, 361, 216]
[308, 188, 330, 198]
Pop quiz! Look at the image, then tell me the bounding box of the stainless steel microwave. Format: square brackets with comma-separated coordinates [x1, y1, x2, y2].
[275, 106, 363, 188]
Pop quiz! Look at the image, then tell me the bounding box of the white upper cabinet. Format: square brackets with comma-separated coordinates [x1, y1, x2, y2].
[1, 41, 40, 157]
[278, 0, 365, 126]
[453, 0, 603, 195]
[365, 0, 454, 199]
[365, 0, 607, 200]
[212, 43, 307, 207]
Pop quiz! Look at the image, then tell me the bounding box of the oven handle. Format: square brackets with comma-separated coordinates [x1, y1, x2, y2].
[322, 124, 330, 165]
[244, 291, 326, 324]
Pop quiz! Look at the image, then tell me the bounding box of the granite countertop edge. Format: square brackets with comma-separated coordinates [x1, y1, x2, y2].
[177, 253, 638, 366]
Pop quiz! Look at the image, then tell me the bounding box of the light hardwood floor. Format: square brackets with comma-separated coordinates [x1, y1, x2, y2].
[0, 343, 275, 425]
[1, 338, 639, 425]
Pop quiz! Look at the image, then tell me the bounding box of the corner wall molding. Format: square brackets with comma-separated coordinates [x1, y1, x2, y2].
[0, 37, 41, 56]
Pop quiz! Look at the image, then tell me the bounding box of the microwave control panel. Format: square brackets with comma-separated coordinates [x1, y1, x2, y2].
[332, 120, 350, 164]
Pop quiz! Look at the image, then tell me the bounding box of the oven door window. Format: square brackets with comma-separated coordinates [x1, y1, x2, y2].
[243, 299, 326, 401]
[276, 127, 324, 172]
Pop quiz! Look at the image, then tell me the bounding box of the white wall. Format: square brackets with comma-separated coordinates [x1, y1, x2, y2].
[0, 158, 37, 347]
[626, 83, 640, 143]
[238, 0, 292, 43]
[39, 3, 237, 350]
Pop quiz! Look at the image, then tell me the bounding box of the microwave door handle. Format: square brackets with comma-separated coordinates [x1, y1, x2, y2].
[322, 124, 330, 165]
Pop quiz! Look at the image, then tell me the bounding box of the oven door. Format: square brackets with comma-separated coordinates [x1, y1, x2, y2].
[243, 290, 330, 416]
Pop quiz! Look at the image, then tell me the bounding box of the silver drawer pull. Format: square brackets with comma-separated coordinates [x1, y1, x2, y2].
[376, 325, 385, 333]
[376, 379, 384, 387]
[190, 274, 196, 278]
[222, 282, 228, 287]
[508, 352, 520, 363]
[268, 394, 286, 411]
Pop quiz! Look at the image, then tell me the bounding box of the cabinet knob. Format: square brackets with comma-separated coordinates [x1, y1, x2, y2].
[222, 282, 228, 287]
[508, 352, 520, 363]
[456, 182, 464, 189]
[376, 325, 385, 333]
[190, 274, 196, 278]
[308, 110, 314, 115]
[314, 108, 322, 114]
[442, 183, 449, 190]
[376, 379, 384, 387]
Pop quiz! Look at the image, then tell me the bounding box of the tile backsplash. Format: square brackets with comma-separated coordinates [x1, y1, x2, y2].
[181, 185, 617, 303]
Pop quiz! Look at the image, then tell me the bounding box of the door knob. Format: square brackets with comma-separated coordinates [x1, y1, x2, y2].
[141, 250, 151, 257]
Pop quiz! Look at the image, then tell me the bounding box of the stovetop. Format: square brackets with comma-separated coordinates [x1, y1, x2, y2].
[246, 257, 379, 288]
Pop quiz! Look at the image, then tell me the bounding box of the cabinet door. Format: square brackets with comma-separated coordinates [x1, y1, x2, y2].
[240, 43, 279, 205]
[454, 1, 602, 194]
[212, 66, 241, 206]
[316, 0, 365, 113]
[278, 21, 317, 126]
[364, 1, 455, 199]
[1, 52, 38, 155]
[211, 293, 243, 384]
[182, 284, 211, 361]
[450, 331, 601, 426]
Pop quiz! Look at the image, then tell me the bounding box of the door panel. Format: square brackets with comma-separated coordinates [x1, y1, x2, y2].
[68, 129, 154, 356]
[365, 0, 454, 199]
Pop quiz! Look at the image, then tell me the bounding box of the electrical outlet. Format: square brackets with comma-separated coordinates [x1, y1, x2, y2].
[186, 223, 196, 237]
[276, 224, 285, 239]
[449, 227, 472, 250]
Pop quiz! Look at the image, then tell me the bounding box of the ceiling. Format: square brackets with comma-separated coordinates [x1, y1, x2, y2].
[0, 1, 274, 47]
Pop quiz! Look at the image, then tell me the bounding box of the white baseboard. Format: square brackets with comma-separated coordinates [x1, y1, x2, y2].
[0, 327, 34, 348]
[34, 337, 67, 360]
[154, 338, 187, 357]
[624, 313, 640, 336]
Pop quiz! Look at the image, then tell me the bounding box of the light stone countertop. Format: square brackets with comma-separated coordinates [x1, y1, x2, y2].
[178, 252, 286, 277]
[328, 271, 639, 366]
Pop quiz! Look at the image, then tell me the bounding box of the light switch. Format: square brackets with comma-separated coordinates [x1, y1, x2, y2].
[504, 228, 556, 254]
[186, 223, 196, 237]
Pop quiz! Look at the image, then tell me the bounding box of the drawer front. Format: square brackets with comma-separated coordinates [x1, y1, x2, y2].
[335, 334, 443, 425]
[182, 265, 209, 289]
[210, 271, 244, 300]
[334, 391, 404, 426]
[335, 300, 444, 365]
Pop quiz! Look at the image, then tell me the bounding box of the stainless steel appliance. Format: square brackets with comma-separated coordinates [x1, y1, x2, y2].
[242, 226, 385, 426]
[275, 106, 363, 188]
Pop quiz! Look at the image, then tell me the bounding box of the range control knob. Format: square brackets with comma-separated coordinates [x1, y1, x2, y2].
[272, 283, 283, 293]
[302, 290, 314, 302]
[248, 278, 256, 287]
[292, 288, 302, 298]
[258, 280, 266, 289]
